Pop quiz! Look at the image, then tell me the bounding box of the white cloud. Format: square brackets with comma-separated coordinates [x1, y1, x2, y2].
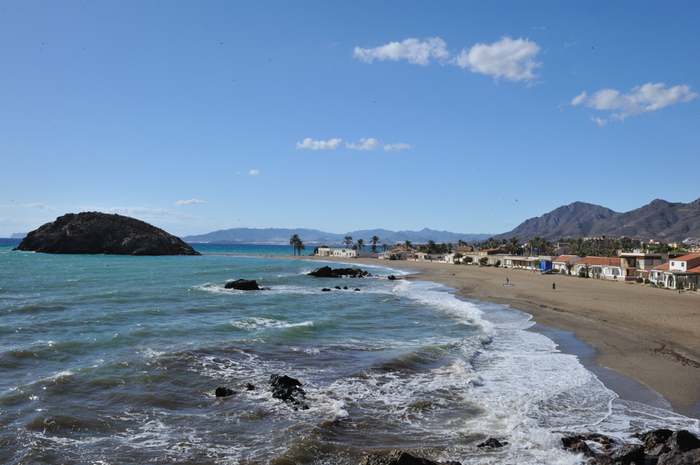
[296, 138, 342, 150]
[570, 82, 698, 122]
[353, 37, 449, 66]
[174, 199, 206, 206]
[249, 169, 259, 176]
[24, 203, 56, 212]
[591, 116, 608, 127]
[452, 37, 541, 82]
[570, 91, 587, 106]
[346, 138, 379, 151]
[383, 143, 411, 151]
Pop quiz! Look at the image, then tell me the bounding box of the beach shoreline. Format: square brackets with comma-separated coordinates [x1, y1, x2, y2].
[302, 255, 700, 420]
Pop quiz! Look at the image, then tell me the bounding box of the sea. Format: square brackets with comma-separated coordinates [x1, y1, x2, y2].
[1, 240, 699, 465]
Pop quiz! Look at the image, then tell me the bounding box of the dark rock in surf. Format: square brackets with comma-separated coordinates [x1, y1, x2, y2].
[667, 430, 700, 452]
[354, 288, 361, 292]
[321, 288, 331, 292]
[360, 450, 461, 465]
[569, 429, 700, 465]
[13, 212, 200, 256]
[477, 438, 506, 448]
[308, 266, 371, 278]
[225, 279, 261, 291]
[245, 383, 255, 391]
[387, 275, 397, 280]
[215, 387, 235, 398]
[269, 374, 308, 410]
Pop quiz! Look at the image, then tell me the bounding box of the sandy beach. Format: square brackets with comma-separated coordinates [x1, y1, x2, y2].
[307, 256, 700, 420]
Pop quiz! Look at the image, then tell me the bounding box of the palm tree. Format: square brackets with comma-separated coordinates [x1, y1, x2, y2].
[404, 240, 413, 250]
[357, 238, 364, 251]
[370, 235, 380, 253]
[343, 236, 353, 249]
[382, 244, 389, 252]
[506, 237, 522, 255]
[289, 234, 301, 256]
[457, 239, 467, 248]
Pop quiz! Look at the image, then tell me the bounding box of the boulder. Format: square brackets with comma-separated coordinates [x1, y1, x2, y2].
[308, 266, 371, 278]
[667, 430, 700, 452]
[13, 212, 200, 256]
[225, 279, 261, 291]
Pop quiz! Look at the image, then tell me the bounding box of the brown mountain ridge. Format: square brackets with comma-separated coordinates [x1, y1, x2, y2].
[495, 198, 700, 243]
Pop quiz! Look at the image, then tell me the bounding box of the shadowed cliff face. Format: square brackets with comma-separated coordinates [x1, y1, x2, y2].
[14, 212, 200, 256]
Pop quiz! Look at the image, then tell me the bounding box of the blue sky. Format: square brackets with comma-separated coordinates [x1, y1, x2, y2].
[2, 1, 699, 238]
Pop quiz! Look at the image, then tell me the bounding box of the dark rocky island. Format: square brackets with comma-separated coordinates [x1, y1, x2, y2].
[13, 212, 200, 256]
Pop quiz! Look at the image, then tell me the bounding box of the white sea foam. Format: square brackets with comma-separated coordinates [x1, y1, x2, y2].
[229, 318, 313, 331]
[390, 276, 700, 462]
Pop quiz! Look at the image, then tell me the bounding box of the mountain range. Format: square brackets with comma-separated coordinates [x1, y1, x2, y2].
[494, 198, 700, 243]
[182, 228, 491, 246]
[12, 198, 699, 245]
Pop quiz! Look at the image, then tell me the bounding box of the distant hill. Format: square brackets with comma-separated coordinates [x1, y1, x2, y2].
[183, 227, 491, 246]
[495, 198, 700, 243]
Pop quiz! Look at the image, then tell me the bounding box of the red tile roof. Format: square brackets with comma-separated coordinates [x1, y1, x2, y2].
[653, 263, 670, 271]
[674, 254, 700, 262]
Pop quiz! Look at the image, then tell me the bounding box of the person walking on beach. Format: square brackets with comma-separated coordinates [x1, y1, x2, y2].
[552, 282, 556, 291]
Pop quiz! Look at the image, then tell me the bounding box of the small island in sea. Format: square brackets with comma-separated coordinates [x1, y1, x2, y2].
[13, 212, 200, 256]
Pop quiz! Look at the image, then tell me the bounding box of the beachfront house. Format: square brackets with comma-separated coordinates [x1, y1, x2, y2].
[379, 246, 417, 260]
[574, 257, 622, 280]
[649, 254, 700, 289]
[315, 246, 332, 257]
[552, 255, 581, 275]
[619, 252, 665, 282]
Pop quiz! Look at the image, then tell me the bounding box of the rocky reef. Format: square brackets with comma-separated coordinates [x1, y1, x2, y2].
[13, 212, 200, 256]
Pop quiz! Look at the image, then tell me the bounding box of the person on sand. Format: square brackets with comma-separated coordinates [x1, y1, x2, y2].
[552, 282, 556, 291]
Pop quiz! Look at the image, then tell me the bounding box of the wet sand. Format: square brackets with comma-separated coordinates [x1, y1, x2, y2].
[306, 256, 700, 419]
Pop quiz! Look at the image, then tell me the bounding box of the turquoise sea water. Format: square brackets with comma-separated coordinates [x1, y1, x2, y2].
[1, 242, 698, 464]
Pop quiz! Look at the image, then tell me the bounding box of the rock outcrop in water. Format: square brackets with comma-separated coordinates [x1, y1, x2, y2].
[13, 212, 200, 256]
[269, 374, 308, 410]
[308, 266, 371, 278]
[225, 279, 262, 291]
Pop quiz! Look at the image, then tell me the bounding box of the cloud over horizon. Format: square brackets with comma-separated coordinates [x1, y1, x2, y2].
[174, 199, 206, 206]
[24, 203, 56, 212]
[354, 36, 542, 83]
[570, 82, 698, 123]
